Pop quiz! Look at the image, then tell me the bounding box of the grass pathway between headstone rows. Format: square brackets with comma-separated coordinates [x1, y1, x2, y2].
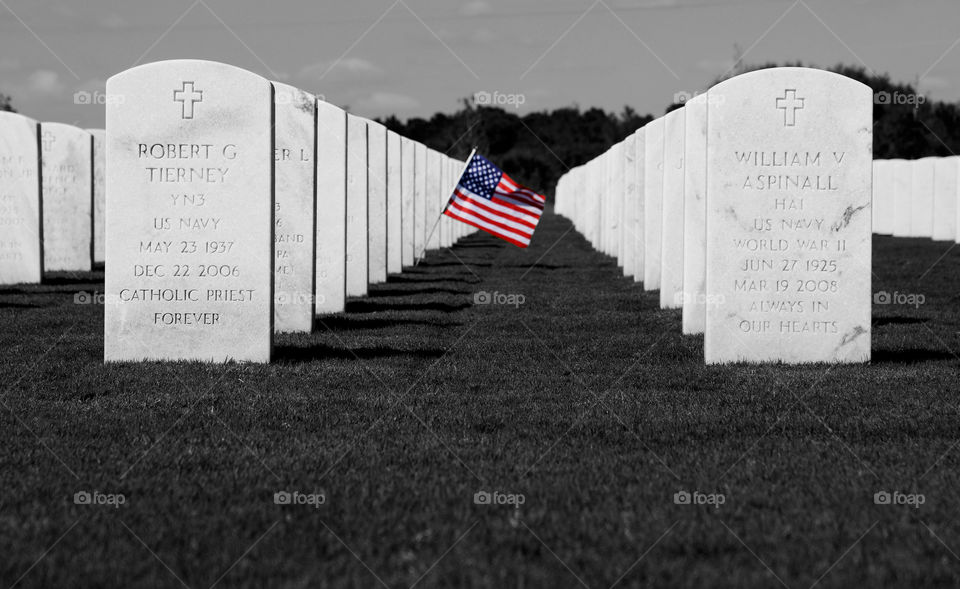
[1, 209, 959, 588]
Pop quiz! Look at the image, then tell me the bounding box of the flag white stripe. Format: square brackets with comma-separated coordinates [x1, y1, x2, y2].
[492, 192, 544, 215]
[447, 207, 532, 244]
[451, 194, 535, 236]
[455, 188, 541, 225]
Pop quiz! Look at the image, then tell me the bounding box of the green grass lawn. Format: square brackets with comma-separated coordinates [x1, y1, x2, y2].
[1, 210, 959, 588]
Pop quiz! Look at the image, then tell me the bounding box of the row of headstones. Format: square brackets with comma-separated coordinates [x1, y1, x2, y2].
[555, 67, 874, 364]
[872, 158, 960, 241]
[1, 59, 475, 362]
[0, 113, 107, 279]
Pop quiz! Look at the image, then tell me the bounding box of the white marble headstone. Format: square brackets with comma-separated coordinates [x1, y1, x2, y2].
[88, 128, 106, 265]
[932, 157, 958, 241]
[41, 122, 93, 272]
[272, 82, 316, 333]
[400, 137, 415, 266]
[366, 121, 388, 284]
[705, 68, 872, 364]
[346, 114, 368, 297]
[891, 159, 912, 237]
[872, 160, 894, 236]
[315, 100, 347, 315]
[0, 112, 42, 285]
[661, 108, 685, 309]
[387, 130, 402, 274]
[631, 127, 646, 282]
[911, 158, 935, 238]
[426, 149, 442, 252]
[414, 142, 427, 261]
[682, 95, 708, 335]
[609, 142, 625, 264]
[104, 59, 274, 362]
[621, 134, 637, 278]
[643, 117, 664, 290]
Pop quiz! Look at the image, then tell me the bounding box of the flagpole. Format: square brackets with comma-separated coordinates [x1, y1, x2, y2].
[416, 147, 477, 265]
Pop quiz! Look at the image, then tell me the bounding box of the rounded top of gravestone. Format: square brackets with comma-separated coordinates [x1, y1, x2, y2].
[708, 66, 872, 94]
[271, 81, 315, 113]
[108, 59, 269, 85]
[0, 111, 37, 125]
[86, 128, 106, 137]
[367, 119, 387, 132]
[40, 121, 91, 138]
[918, 156, 940, 162]
[645, 116, 664, 130]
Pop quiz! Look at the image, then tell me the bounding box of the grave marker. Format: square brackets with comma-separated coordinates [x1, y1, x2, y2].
[932, 157, 958, 241]
[0, 112, 42, 285]
[891, 159, 911, 237]
[315, 100, 347, 314]
[346, 114, 368, 297]
[643, 117, 664, 290]
[387, 130, 402, 273]
[911, 158, 935, 238]
[682, 94, 708, 334]
[661, 107, 685, 309]
[41, 122, 93, 272]
[89, 128, 106, 265]
[367, 121, 388, 284]
[704, 68, 872, 364]
[104, 59, 274, 362]
[272, 82, 316, 333]
[401, 137, 415, 266]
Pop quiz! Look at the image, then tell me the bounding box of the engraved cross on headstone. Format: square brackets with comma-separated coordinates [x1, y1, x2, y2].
[41, 131, 55, 151]
[173, 82, 203, 120]
[776, 89, 805, 127]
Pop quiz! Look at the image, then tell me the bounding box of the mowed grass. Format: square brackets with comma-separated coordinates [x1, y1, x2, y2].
[1, 210, 959, 589]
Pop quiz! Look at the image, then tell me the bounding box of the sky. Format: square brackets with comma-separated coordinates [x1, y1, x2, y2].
[1, 0, 959, 129]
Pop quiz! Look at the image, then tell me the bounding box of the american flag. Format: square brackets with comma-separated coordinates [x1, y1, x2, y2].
[443, 154, 545, 248]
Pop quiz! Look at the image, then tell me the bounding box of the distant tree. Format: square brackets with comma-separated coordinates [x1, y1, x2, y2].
[0, 93, 14, 112]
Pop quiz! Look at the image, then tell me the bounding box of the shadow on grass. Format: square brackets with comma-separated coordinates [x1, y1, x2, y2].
[872, 316, 928, 326]
[274, 344, 447, 363]
[368, 287, 473, 297]
[872, 348, 957, 364]
[386, 274, 480, 285]
[502, 263, 572, 270]
[0, 302, 45, 309]
[314, 316, 462, 331]
[345, 300, 471, 314]
[42, 274, 104, 287]
[415, 261, 493, 269]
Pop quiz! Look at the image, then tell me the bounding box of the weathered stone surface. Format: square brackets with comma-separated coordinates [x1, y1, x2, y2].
[104, 60, 274, 362]
[0, 112, 42, 285]
[705, 68, 872, 364]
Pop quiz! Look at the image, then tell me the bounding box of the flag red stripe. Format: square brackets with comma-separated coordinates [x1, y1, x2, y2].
[492, 192, 544, 213]
[455, 190, 540, 228]
[448, 196, 536, 236]
[444, 209, 530, 248]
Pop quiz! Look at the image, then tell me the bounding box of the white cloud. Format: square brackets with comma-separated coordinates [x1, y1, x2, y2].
[471, 27, 499, 44]
[299, 57, 382, 82]
[918, 76, 950, 92]
[26, 70, 64, 97]
[0, 57, 20, 72]
[99, 13, 127, 29]
[460, 1, 492, 17]
[355, 92, 420, 114]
